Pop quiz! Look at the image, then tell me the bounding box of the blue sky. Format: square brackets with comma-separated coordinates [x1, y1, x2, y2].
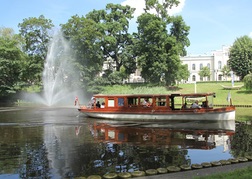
[1, 0, 251, 55]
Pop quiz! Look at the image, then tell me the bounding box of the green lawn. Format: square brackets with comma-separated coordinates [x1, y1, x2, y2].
[194, 166, 252, 179]
[101, 82, 251, 105]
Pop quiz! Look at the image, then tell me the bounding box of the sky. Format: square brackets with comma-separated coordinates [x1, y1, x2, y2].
[1, 0, 252, 55]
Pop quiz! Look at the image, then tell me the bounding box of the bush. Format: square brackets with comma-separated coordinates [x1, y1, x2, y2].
[243, 73, 252, 91]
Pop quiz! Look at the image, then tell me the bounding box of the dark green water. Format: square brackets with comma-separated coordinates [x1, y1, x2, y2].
[0, 107, 251, 178]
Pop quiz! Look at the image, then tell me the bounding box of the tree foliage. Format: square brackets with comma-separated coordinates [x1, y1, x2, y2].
[243, 73, 252, 91]
[61, 4, 137, 89]
[221, 65, 231, 80]
[18, 15, 54, 85]
[87, 4, 137, 73]
[134, 0, 190, 85]
[228, 35, 252, 80]
[198, 66, 210, 79]
[176, 64, 190, 82]
[61, 15, 104, 88]
[0, 28, 26, 96]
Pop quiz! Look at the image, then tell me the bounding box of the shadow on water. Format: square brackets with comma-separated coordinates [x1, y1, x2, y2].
[0, 107, 251, 178]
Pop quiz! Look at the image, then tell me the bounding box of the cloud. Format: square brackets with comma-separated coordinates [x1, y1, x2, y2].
[121, 0, 185, 17]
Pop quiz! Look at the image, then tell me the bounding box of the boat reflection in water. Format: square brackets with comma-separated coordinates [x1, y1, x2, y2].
[89, 119, 235, 151]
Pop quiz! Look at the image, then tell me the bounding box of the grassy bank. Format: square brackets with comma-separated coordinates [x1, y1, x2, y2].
[100, 82, 252, 122]
[100, 82, 251, 104]
[195, 166, 252, 179]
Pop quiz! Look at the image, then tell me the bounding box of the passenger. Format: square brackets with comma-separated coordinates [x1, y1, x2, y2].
[191, 100, 201, 108]
[101, 102, 105, 108]
[142, 98, 151, 107]
[202, 101, 208, 108]
[182, 102, 188, 109]
[90, 97, 95, 106]
[96, 101, 101, 108]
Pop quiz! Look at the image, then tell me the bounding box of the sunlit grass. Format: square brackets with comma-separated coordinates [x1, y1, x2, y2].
[101, 82, 251, 105]
[194, 166, 252, 179]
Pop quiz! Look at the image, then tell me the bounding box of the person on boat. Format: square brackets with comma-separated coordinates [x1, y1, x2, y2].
[96, 101, 101, 108]
[191, 100, 201, 108]
[182, 102, 189, 109]
[101, 102, 105, 108]
[89, 97, 95, 106]
[142, 98, 151, 107]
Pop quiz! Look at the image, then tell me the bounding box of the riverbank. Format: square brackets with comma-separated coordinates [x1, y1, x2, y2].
[137, 161, 252, 179]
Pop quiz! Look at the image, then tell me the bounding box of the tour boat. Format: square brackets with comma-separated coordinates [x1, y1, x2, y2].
[77, 93, 235, 121]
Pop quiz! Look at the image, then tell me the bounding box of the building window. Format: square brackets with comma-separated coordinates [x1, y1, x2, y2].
[200, 63, 203, 70]
[192, 75, 196, 81]
[207, 63, 210, 69]
[192, 64, 195, 70]
[200, 76, 203, 81]
[218, 61, 222, 69]
[218, 74, 222, 81]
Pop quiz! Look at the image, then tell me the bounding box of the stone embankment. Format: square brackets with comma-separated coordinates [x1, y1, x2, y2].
[77, 156, 252, 179]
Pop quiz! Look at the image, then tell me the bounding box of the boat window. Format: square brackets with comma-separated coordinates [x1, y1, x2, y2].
[128, 97, 138, 107]
[108, 99, 115, 107]
[140, 97, 152, 107]
[185, 97, 209, 108]
[96, 98, 105, 108]
[156, 97, 166, 106]
[171, 96, 183, 110]
[108, 130, 115, 139]
[118, 98, 124, 106]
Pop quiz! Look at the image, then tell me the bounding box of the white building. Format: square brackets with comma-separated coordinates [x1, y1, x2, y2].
[181, 45, 239, 83]
[102, 45, 239, 83]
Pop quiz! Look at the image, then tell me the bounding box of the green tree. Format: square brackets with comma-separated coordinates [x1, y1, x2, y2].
[243, 73, 252, 91]
[134, 13, 178, 85]
[0, 28, 26, 97]
[198, 66, 210, 81]
[62, 3, 136, 90]
[176, 64, 190, 82]
[228, 35, 252, 80]
[87, 4, 137, 73]
[145, 0, 190, 56]
[18, 15, 54, 85]
[221, 65, 231, 81]
[61, 15, 104, 90]
[134, 0, 190, 85]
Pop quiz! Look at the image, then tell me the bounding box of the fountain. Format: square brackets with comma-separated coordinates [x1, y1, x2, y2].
[21, 31, 83, 106]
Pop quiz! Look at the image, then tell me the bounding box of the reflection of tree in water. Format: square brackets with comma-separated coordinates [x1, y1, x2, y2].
[0, 126, 50, 178]
[19, 143, 50, 178]
[74, 142, 188, 177]
[231, 123, 252, 157]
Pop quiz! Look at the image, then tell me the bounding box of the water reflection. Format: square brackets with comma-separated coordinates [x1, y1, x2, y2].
[0, 108, 251, 178]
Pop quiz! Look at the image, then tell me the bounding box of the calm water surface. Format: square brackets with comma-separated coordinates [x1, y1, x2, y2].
[0, 107, 251, 178]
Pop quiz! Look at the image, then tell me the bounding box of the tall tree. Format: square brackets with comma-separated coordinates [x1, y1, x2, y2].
[62, 4, 137, 89]
[61, 15, 104, 89]
[18, 15, 54, 85]
[88, 4, 136, 73]
[228, 35, 252, 80]
[134, 0, 190, 85]
[0, 28, 26, 97]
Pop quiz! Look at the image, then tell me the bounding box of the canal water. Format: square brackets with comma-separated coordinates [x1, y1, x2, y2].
[0, 107, 251, 178]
